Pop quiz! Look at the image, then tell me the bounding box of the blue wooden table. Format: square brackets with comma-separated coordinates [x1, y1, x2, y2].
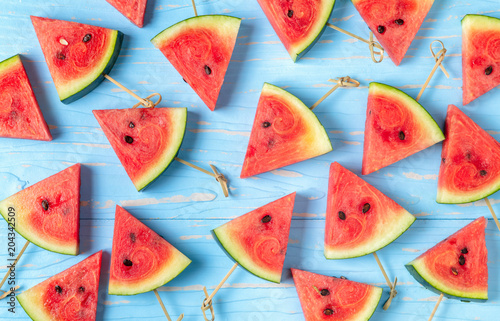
[0, 0, 499, 320]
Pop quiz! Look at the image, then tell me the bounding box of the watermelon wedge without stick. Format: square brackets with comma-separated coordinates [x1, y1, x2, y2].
[362, 82, 444, 175]
[17, 251, 102, 321]
[0, 55, 51, 141]
[291, 269, 382, 321]
[31, 16, 123, 104]
[151, 15, 241, 111]
[241, 83, 332, 178]
[106, 0, 148, 28]
[351, 0, 435, 65]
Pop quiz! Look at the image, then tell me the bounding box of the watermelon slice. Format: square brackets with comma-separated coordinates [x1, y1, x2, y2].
[17, 251, 102, 321]
[325, 162, 415, 259]
[31, 16, 123, 104]
[93, 107, 187, 191]
[351, 0, 434, 65]
[212, 192, 296, 283]
[151, 15, 241, 111]
[0, 164, 80, 255]
[109, 206, 191, 295]
[106, 0, 148, 28]
[406, 217, 488, 301]
[437, 105, 500, 203]
[462, 14, 500, 105]
[241, 83, 332, 178]
[362, 82, 444, 175]
[256, 0, 336, 62]
[0, 55, 51, 141]
[291, 269, 382, 321]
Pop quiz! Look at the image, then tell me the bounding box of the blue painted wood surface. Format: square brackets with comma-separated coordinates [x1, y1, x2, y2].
[0, 0, 499, 320]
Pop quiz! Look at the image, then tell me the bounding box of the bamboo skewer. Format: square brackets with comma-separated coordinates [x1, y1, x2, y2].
[191, 0, 198, 16]
[153, 289, 184, 321]
[484, 197, 500, 232]
[201, 263, 239, 321]
[310, 76, 360, 110]
[372, 252, 398, 310]
[428, 293, 444, 321]
[416, 40, 449, 102]
[0, 240, 30, 299]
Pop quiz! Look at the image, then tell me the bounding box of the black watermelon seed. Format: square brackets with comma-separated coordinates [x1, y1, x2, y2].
[83, 34, 92, 42]
[123, 259, 133, 267]
[79, 286, 85, 292]
[182, 78, 187, 83]
[124, 135, 134, 144]
[320, 289, 330, 296]
[56, 52, 66, 60]
[340, 276, 347, 280]
[485, 66, 493, 75]
[442, 158, 446, 163]
[41, 200, 49, 211]
[130, 233, 136, 242]
[261, 215, 272, 223]
[377, 25, 385, 34]
[323, 308, 334, 315]
[204, 65, 212, 75]
[338, 211, 346, 220]
[459, 255, 465, 265]
[395, 19, 404, 25]
[451, 267, 458, 276]
[362, 203, 371, 213]
[262, 121, 271, 128]
[129, 122, 135, 129]
[465, 152, 471, 160]
[287, 10, 294, 18]
[55, 285, 62, 293]
[399, 131, 405, 140]
[480, 170, 487, 176]
[461, 247, 468, 254]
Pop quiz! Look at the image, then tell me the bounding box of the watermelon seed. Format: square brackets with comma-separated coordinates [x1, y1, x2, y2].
[362, 203, 370, 213]
[182, 78, 187, 83]
[129, 122, 135, 129]
[459, 255, 465, 265]
[59, 38, 68, 46]
[56, 52, 66, 60]
[130, 233, 136, 242]
[261, 215, 272, 223]
[442, 158, 446, 163]
[377, 25, 385, 34]
[338, 211, 346, 220]
[83, 34, 92, 42]
[340, 276, 347, 280]
[124, 135, 134, 144]
[204, 65, 212, 75]
[287, 10, 294, 18]
[41, 200, 49, 211]
[465, 152, 471, 160]
[451, 267, 458, 276]
[395, 19, 404, 25]
[262, 121, 271, 128]
[123, 259, 133, 267]
[461, 247, 468, 254]
[480, 170, 487, 176]
[79, 286, 85, 292]
[323, 308, 334, 315]
[55, 285, 62, 294]
[398, 131, 405, 140]
[485, 66, 493, 75]
[320, 289, 330, 296]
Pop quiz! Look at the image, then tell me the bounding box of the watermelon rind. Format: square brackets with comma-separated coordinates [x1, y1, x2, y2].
[0, 55, 22, 71]
[17, 294, 53, 321]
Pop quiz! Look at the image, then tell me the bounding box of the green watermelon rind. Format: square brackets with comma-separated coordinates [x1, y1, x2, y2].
[60, 30, 123, 104]
[17, 294, 52, 321]
[357, 285, 382, 321]
[0, 55, 22, 71]
[405, 260, 488, 302]
[436, 184, 500, 204]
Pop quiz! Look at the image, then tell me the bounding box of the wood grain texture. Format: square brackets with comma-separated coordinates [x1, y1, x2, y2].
[0, 0, 499, 320]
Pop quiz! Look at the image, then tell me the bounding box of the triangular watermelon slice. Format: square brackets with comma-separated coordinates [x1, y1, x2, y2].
[291, 269, 382, 321]
[31, 16, 123, 104]
[212, 192, 296, 283]
[241, 83, 332, 178]
[351, 0, 434, 65]
[93, 107, 187, 191]
[362, 82, 444, 175]
[17, 251, 102, 321]
[151, 15, 241, 111]
[0, 164, 80, 255]
[109, 206, 191, 295]
[325, 162, 415, 259]
[406, 217, 488, 301]
[437, 105, 500, 203]
[0, 55, 51, 141]
[256, 0, 336, 62]
[462, 14, 500, 105]
[106, 0, 148, 28]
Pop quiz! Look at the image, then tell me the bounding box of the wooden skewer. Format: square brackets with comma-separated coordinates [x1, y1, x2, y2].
[428, 293, 444, 321]
[153, 289, 184, 321]
[372, 252, 398, 310]
[484, 197, 500, 232]
[191, 0, 198, 16]
[310, 77, 360, 110]
[201, 263, 239, 321]
[174, 158, 229, 197]
[0, 285, 20, 300]
[0, 240, 30, 291]
[416, 41, 448, 102]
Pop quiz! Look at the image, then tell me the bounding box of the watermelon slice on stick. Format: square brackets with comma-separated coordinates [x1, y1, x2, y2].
[406, 217, 488, 320]
[109, 206, 191, 320]
[105, 0, 148, 28]
[201, 193, 296, 319]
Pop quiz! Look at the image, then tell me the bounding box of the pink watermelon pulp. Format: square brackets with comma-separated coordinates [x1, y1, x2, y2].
[437, 105, 500, 203]
[325, 162, 415, 259]
[256, 0, 336, 61]
[106, 0, 148, 27]
[31, 16, 123, 104]
[151, 15, 241, 111]
[0, 164, 80, 255]
[241, 83, 332, 178]
[0, 55, 51, 141]
[17, 251, 102, 321]
[109, 206, 191, 295]
[362, 82, 444, 175]
[462, 14, 500, 105]
[212, 192, 296, 283]
[352, 0, 434, 65]
[406, 217, 488, 301]
[291, 269, 382, 321]
[93, 107, 187, 191]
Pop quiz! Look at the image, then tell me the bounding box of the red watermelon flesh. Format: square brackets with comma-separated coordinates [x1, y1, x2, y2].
[362, 82, 444, 175]
[0, 164, 80, 255]
[406, 217, 488, 301]
[325, 162, 415, 259]
[0, 55, 51, 141]
[291, 269, 382, 321]
[241, 83, 332, 178]
[17, 251, 102, 321]
[351, 0, 434, 65]
[109, 206, 191, 295]
[106, 0, 148, 28]
[151, 15, 241, 111]
[93, 107, 187, 191]
[212, 192, 296, 283]
[437, 105, 500, 204]
[256, 0, 336, 62]
[462, 14, 500, 105]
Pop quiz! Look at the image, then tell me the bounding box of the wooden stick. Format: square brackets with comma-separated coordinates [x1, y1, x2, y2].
[310, 77, 360, 110]
[373, 252, 393, 289]
[204, 263, 238, 306]
[0, 240, 29, 290]
[104, 74, 162, 108]
[416, 42, 447, 102]
[0, 285, 19, 300]
[484, 197, 500, 232]
[201, 286, 215, 321]
[154, 288, 173, 321]
[428, 293, 444, 321]
[430, 40, 450, 78]
[191, 0, 198, 16]
[174, 158, 229, 197]
[372, 252, 398, 310]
